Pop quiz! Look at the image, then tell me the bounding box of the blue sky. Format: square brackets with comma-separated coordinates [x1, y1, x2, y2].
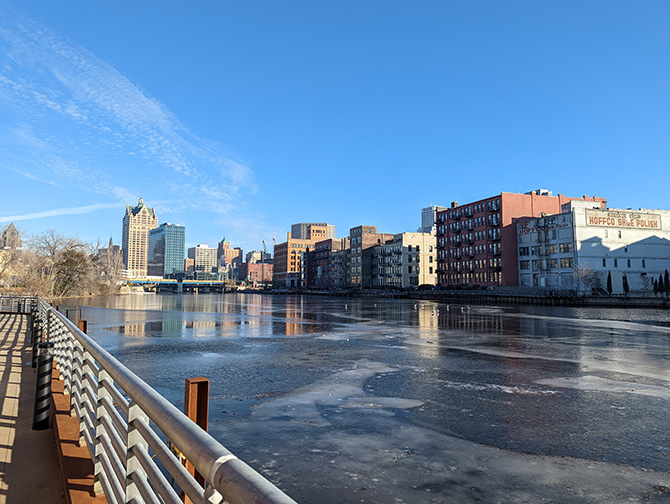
[0, 1, 668, 255]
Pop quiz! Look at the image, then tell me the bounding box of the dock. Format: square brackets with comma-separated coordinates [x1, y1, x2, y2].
[0, 313, 64, 503]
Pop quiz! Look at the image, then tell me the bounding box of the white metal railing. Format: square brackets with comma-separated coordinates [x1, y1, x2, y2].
[10, 296, 297, 504]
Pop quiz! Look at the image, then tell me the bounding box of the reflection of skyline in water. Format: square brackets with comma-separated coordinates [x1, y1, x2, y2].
[63, 293, 670, 345]
[109, 319, 259, 338]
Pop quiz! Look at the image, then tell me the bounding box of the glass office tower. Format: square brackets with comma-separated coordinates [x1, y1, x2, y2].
[148, 223, 185, 277]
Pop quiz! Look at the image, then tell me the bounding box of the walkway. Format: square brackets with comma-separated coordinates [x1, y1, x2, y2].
[0, 313, 65, 504]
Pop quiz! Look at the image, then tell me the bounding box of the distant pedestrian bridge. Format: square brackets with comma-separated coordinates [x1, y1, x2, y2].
[126, 278, 238, 294]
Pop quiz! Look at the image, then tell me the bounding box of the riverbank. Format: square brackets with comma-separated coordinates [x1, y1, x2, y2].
[269, 288, 670, 309]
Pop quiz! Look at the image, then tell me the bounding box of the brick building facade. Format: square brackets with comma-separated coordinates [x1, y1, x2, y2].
[436, 190, 606, 288]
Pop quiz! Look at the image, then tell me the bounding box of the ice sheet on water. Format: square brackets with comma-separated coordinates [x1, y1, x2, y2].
[537, 376, 670, 398]
[251, 360, 422, 426]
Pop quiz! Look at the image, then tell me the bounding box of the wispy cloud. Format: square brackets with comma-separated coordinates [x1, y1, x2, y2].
[0, 203, 126, 223]
[0, 4, 257, 207]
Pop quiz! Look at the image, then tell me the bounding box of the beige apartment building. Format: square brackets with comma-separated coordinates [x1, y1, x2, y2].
[372, 232, 437, 288]
[188, 244, 218, 274]
[122, 198, 158, 277]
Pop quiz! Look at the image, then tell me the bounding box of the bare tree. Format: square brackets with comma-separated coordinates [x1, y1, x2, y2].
[89, 239, 124, 294]
[573, 263, 595, 295]
[23, 230, 89, 297]
[54, 249, 93, 297]
[0, 248, 22, 288]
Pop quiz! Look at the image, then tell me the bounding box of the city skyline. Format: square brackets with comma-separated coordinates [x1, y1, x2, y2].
[1, 2, 668, 255]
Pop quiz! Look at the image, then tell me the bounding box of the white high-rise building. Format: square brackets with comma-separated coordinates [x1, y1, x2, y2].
[418, 205, 447, 234]
[188, 244, 217, 273]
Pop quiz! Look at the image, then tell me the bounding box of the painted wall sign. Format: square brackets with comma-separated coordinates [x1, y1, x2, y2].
[518, 222, 570, 235]
[585, 209, 661, 230]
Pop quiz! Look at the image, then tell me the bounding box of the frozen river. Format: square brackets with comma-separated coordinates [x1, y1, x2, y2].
[62, 293, 670, 503]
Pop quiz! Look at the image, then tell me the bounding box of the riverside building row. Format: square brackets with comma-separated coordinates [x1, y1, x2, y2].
[278, 189, 670, 296]
[274, 224, 438, 290]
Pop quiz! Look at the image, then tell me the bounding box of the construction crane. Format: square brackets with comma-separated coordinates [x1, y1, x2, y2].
[261, 240, 268, 288]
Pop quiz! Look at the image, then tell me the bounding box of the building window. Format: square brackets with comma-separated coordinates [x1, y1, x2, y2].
[559, 242, 572, 253]
[408, 266, 412, 273]
[602, 258, 606, 267]
[560, 258, 573, 268]
[642, 259, 646, 268]
[519, 247, 529, 256]
[627, 259, 631, 268]
[520, 260, 530, 270]
[614, 259, 618, 267]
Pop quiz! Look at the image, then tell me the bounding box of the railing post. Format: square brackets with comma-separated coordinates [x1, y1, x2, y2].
[32, 314, 43, 368]
[32, 342, 54, 430]
[126, 402, 149, 503]
[184, 377, 210, 497]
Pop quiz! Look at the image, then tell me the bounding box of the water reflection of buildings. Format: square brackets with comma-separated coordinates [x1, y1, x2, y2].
[433, 307, 507, 345]
[109, 293, 285, 338]
[275, 297, 310, 336]
[113, 319, 263, 338]
[116, 320, 184, 337]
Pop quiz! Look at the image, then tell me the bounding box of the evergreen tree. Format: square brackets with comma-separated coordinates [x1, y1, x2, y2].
[607, 271, 612, 295]
[653, 279, 658, 296]
[665, 270, 670, 299]
[660, 274, 666, 298]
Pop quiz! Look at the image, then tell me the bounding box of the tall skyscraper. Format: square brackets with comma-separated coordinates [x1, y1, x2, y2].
[148, 223, 185, 278]
[418, 205, 447, 234]
[122, 198, 158, 277]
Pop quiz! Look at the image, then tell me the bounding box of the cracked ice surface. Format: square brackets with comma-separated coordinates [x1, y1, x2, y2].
[66, 294, 670, 503]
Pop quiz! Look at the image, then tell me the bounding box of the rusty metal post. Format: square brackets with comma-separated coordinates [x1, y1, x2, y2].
[183, 377, 209, 500]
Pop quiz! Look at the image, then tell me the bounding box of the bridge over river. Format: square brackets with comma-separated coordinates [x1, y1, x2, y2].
[126, 278, 242, 294]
